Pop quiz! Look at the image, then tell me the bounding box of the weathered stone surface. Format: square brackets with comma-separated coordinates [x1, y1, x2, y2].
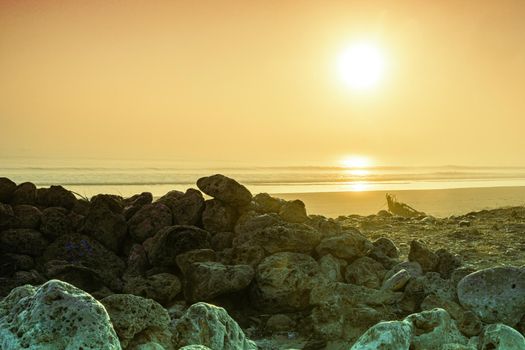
[345, 256, 386, 289]
[350, 320, 413, 350]
[0, 253, 34, 276]
[0, 177, 17, 203]
[253, 193, 283, 213]
[40, 207, 72, 240]
[201, 199, 237, 232]
[44, 259, 106, 293]
[123, 192, 153, 219]
[13, 205, 41, 229]
[234, 212, 280, 236]
[128, 203, 172, 243]
[11, 182, 37, 205]
[234, 223, 321, 255]
[408, 240, 438, 272]
[101, 294, 172, 349]
[145, 225, 211, 267]
[211, 231, 233, 251]
[251, 252, 322, 312]
[420, 294, 464, 321]
[179, 346, 212, 350]
[279, 199, 308, 223]
[123, 273, 181, 306]
[319, 254, 346, 282]
[184, 262, 254, 302]
[0, 229, 48, 256]
[457, 266, 525, 326]
[458, 311, 483, 337]
[310, 281, 403, 308]
[436, 248, 463, 279]
[373, 237, 400, 258]
[230, 244, 266, 267]
[315, 232, 373, 261]
[265, 314, 295, 332]
[172, 302, 257, 350]
[0, 203, 17, 230]
[307, 215, 343, 237]
[405, 308, 468, 350]
[0, 280, 121, 349]
[82, 195, 128, 252]
[382, 268, 411, 291]
[42, 233, 125, 291]
[163, 189, 205, 226]
[36, 185, 77, 209]
[0, 270, 46, 297]
[385, 261, 423, 281]
[123, 244, 148, 279]
[175, 249, 216, 275]
[197, 174, 252, 207]
[478, 323, 525, 350]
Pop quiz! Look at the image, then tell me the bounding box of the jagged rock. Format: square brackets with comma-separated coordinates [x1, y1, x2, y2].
[11, 182, 37, 205]
[251, 252, 322, 312]
[0, 229, 48, 256]
[310, 281, 403, 308]
[172, 302, 256, 349]
[307, 215, 343, 237]
[101, 294, 173, 349]
[457, 266, 525, 326]
[160, 189, 205, 226]
[420, 294, 464, 321]
[478, 323, 525, 350]
[42, 233, 125, 291]
[344, 256, 386, 289]
[123, 273, 181, 306]
[0, 280, 121, 349]
[234, 212, 281, 236]
[176, 249, 216, 275]
[382, 268, 411, 291]
[230, 244, 266, 267]
[36, 185, 77, 209]
[234, 222, 321, 255]
[44, 259, 106, 293]
[123, 192, 153, 219]
[123, 244, 148, 279]
[211, 231, 233, 251]
[253, 193, 283, 213]
[128, 203, 172, 243]
[436, 249, 463, 279]
[82, 195, 128, 252]
[197, 174, 252, 207]
[201, 199, 237, 232]
[373, 237, 400, 258]
[40, 207, 72, 240]
[319, 254, 346, 282]
[12, 205, 41, 229]
[0, 177, 17, 203]
[316, 232, 373, 261]
[279, 199, 308, 223]
[350, 320, 413, 350]
[405, 308, 468, 350]
[265, 314, 295, 332]
[184, 262, 254, 302]
[458, 311, 483, 337]
[408, 240, 438, 272]
[145, 225, 211, 267]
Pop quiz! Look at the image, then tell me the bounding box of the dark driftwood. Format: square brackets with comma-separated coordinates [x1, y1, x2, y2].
[386, 193, 425, 217]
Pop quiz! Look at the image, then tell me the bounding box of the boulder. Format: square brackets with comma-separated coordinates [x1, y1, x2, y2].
[458, 311, 483, 337]
[384, 261, 423, 281]
[101, 294, 172, 349]
[211, 231, 234, 251]
[0, 229, 48, 256]
[159, 188, 205, 226]
[265, 314, 296, 332]
[350, 320, 413, 350]
[128, 203, 172, 243]
[405, 308, 468, 350]
[184, 262, 254, 302]
[145, 225, 211, 267]
[0, 177, 17, 203]
[316, 232, 373, 261]
[230, 244, 266, 267]
[278, 199, 308, 223]
[11, 182, 37, 205]
[478, 323, 525, 350]
[172, 302, 256, 350]
[319, 254, 346, 282]
[234, 223, 321, 255]
[44, 260, 106, 293]
[123, 244, 149, 279]
[307, 215, 343, 237]
[234, 212, 281, 236]
[408, 240, 438, 272]
[0, 280, 121, 349]
[123, 273, 181, 306]
[175, 249, 216, 275]
[344, 256, 386, 289]
[201, 199, 237, 232]
[457, 266, 525, 326]
[251, 252, 322, 312]
[40, 207, 72, 240]
[253, 193, 283, 213]
[382, 269, 411, 291]
[436, 248, 463, 279]
[36, 185, 77, 209]
[197, 174, 252, 207]
[0, 270, 46, 298]
[0, 253, 34, 276]
[123, 192, 153, 219]
[12, 205, 41, 229]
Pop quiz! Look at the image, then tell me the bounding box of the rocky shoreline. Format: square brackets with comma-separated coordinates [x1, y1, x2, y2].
[0, 175, 524, 349]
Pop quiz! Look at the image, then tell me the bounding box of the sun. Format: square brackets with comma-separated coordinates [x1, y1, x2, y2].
[340, 156, 371, 168]
[337, 41, 386, 90]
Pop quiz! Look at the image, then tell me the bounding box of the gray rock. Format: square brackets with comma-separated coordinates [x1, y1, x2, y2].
[0, 229, 48, 256]
[265, 314, 295, 332]
[172, 302, 256, 349]
[184, 262, 254, 302]
[13, 205, 41, 229]
[0, 280, 121, 349]
[40, 207, 72, 240]
[11, 182, 37, 205]
[478, 323, 525, 350]
[128, 203, 172, 243]
[316, 232, 373, 261]
[385, 261, 423, 281]
[176, 249, 216, 275]
[0, 177, 17, 203]
[408, 240, 438, 272]
[101, 294, 173, 349]
[382, 269, 411, 291]
[457, 266, 525, 326]
[123, 273, 181, 306]
[201, 199, 237, 232]
[319, 254, 346, 282]
[350, 320, 413, 350]
[345, 256, 386, 289]
[197, 174, 252, 207]
[279, 199, 308, 223]
[211, 231, 233, 251]
[166, 189, 205, 226]
[36, 185, 77, 209]
[253, 193, 283, 213]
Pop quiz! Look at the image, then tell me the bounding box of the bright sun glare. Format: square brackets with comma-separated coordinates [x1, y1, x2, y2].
[341, 156, 371, 168]
[337, 41, 386, 90]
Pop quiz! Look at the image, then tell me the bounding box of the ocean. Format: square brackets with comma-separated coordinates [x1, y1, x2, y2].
[2, 158, 525, 216]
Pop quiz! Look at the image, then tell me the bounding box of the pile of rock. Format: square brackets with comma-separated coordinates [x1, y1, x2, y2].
[1, 175, 524, 349]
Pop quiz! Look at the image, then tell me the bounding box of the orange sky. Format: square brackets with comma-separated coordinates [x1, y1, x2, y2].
[1, 0, 525, 166]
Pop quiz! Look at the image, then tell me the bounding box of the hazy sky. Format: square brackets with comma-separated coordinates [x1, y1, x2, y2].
[1, 0, 525, 166]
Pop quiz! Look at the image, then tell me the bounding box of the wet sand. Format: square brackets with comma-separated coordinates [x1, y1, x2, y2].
[274, 186, 525, 218]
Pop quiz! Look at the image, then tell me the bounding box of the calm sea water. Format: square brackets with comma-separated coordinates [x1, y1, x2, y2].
[2, 158, 525, 199]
